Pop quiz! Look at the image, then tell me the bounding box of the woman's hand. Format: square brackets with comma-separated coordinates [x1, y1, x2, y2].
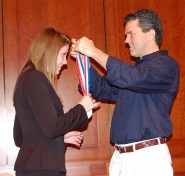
[64, 131, 83, 147]
[78, 94, 100, 112]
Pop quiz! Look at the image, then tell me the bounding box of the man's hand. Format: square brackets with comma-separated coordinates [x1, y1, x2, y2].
[70, 37, 109, 70]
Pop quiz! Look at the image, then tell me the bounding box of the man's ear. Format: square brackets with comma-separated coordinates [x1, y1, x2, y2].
[148, 29, 155, 41]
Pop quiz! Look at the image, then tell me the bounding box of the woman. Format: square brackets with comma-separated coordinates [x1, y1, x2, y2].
[13, 28, 99, 176]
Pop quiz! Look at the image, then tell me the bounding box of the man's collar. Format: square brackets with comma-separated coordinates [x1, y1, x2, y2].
[141, 50, 168, 60]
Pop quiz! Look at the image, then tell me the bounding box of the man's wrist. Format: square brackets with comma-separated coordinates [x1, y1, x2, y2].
[92, 48, 109, 69]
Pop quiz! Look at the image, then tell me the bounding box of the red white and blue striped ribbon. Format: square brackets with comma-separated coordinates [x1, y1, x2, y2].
[76, 53, 90, 95]
[76, 53, 92, 118]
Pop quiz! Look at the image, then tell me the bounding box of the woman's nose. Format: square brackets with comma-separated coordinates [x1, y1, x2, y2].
[63, 58, 67, 65]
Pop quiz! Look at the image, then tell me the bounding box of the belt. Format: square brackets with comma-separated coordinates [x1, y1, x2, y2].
[114, 137, 166, 153]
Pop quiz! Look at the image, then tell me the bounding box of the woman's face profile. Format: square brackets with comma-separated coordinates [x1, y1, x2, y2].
[56, 44, 69, 75]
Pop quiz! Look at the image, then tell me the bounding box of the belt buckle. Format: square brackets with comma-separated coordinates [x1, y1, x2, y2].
[119, 146, 126, 153]
[115, 145, 124, 153]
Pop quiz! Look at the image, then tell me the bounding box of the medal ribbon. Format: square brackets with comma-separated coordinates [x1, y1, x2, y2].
[76, 53, 92, 118]
[76, 53, 90, 95]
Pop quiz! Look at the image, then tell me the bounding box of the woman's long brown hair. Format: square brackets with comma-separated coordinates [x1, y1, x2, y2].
[13, 28, 71, 103]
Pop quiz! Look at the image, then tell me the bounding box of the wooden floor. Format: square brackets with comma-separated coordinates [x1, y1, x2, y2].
[175, 173, 185, 176]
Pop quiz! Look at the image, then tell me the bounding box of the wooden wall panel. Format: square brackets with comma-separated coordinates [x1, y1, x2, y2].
[0, 0, 6, 169]
[104, 0, 185, 175]
[1, 0, 110, 175]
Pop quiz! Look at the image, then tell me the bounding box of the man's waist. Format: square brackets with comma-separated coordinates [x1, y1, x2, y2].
[114, 137, 167, 153]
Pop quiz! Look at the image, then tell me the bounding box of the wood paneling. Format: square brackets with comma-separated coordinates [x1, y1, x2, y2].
[0, 0, 6, 168]
[66, 161, 109, 176]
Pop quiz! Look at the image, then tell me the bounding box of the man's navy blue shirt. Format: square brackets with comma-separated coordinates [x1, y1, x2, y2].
[90, 50, 180, 144]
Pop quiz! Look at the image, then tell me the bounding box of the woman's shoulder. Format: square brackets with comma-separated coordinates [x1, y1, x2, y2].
[26, 69, 46, 79]
[25, 69, 48, 81]
[23, 69, 50, 88]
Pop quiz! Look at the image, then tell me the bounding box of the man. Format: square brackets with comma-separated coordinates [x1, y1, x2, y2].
[71, 9, 180, 176]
